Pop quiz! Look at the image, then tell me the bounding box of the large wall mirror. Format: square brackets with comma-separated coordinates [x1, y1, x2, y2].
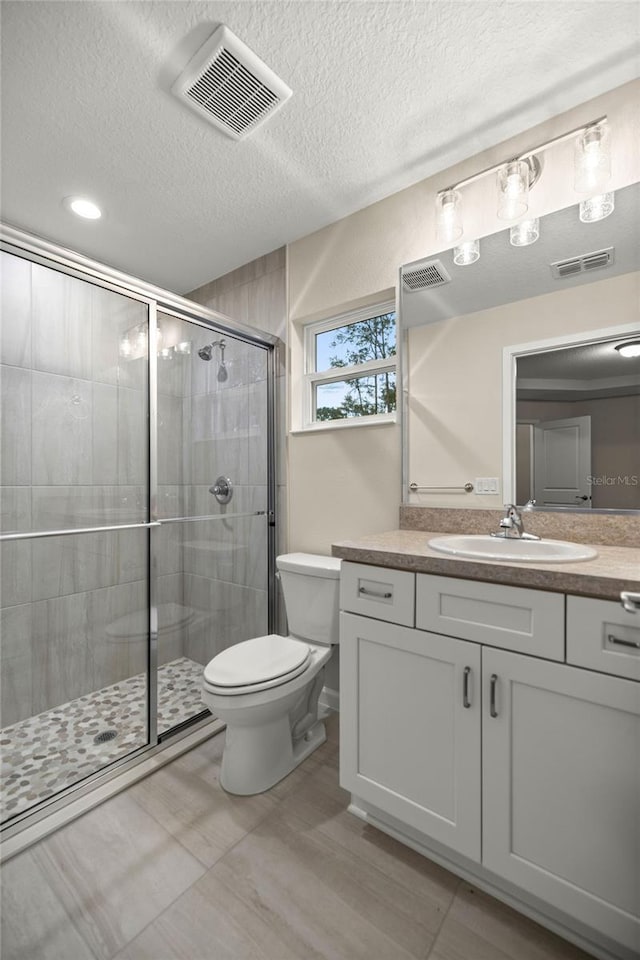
[401, 180, 640, 513]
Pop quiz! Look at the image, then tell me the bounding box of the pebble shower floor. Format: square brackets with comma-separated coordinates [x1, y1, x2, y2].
[1, 657, 206, 822]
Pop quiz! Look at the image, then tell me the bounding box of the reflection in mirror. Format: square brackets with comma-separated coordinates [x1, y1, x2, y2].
[515, 339, 640, 510]
[402, 181, 640, 513]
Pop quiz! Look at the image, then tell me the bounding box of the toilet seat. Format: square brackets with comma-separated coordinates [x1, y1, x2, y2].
[203, 634, 312, 696]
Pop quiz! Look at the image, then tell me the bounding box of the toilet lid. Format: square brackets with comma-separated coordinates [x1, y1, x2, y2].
[203, 634, 311, 688]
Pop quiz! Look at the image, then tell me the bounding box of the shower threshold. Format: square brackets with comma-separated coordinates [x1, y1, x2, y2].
[1, 657, 205, 824]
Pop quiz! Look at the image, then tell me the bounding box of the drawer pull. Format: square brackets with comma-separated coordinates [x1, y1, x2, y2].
[607, 633, 640, 650]
[463, 666, 472, 708]
[621, 591, 640, 614]
[358, 586, 393, 599]
[490, 674, 499, 718]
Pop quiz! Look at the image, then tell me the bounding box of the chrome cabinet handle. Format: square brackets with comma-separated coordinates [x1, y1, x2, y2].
[463, 666, 472, 708]
[608, 633, 640, 650]
[358, 586, 393, 599]
[621, 591, 640, 614]
[490, 674, 499, 718]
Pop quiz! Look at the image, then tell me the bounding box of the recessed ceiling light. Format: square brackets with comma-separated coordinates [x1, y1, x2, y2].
[614, 340, 640, 358]
[64, 196, 102, 220]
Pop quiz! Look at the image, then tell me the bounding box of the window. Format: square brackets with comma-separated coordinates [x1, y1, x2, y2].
[303, 301, 397, 427]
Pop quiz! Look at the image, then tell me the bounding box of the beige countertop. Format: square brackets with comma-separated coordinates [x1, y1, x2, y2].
[332, 529, 640, 601]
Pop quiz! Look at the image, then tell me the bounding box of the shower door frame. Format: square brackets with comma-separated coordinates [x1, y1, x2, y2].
[0, 224, 279, 837]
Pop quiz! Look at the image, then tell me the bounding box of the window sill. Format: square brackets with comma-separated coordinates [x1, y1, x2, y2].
[290, 413, 397, 435]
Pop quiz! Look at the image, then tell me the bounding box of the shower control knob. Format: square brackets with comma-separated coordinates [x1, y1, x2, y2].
[210, 476, 233, 504]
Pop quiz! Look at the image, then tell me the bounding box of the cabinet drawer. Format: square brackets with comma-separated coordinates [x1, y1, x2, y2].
[416, 574, 564, 660]
[567, 596, 640, 681]
[340, 562, 415, 626]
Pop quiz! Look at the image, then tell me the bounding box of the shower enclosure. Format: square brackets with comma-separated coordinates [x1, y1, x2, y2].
[0, 227, 277, 830]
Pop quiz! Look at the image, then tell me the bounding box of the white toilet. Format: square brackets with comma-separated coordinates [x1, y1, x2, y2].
[202, 553, 341, 795]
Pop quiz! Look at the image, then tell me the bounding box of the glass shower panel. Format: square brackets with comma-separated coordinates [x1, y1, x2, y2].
[0, 252, 151, 825]
[155, 313, 271, 734]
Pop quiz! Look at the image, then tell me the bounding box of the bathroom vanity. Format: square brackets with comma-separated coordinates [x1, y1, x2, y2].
[333, 530, 640, 960]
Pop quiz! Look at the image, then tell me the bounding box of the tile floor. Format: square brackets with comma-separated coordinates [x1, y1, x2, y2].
[1, 658, 206, 823]
[0, 713, 595, 960]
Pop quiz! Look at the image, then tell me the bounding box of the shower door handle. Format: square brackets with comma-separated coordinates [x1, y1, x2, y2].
[0, 520, 161, 541]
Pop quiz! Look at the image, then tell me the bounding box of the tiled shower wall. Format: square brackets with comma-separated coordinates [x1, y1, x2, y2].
[0, 253, 157, 727]
[188, 247, 287, 633]
[156, 316, 271, 667]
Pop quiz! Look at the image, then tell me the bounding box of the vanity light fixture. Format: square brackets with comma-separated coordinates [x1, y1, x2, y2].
[453, 239, 480, 266]
[434, 116, 610, 247]
[614, 340, 640, 358]
[63, 196, 102, 220]
[497, 159, 533, 220]
[574, 122, 611, 194]
[436, 189, 463, 244]
[579, 192, 615, 223]
[510, 218, 539, 247]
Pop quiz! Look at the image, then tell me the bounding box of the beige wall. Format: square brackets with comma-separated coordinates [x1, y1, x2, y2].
[287, 80, 640, 552]
[407, 271, 639, 510]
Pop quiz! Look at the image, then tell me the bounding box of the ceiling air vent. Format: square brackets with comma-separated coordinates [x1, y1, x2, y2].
[551, 247, 614, 280]
[402, 259, 451, 291]
[172, 25, 292, 140]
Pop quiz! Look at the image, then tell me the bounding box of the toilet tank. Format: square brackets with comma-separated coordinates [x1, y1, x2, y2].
[277, 553, 341, 646]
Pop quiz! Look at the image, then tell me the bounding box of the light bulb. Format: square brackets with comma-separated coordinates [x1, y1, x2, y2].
[436, 189, 463, 244]
[453, 240, 480, 266]
[579, 193, 615, 223]
[64, 196, 102, 219]
[497, 160, 529, 220]
[615, 341, 640, 358]
[510, 219, 539, 247]
[574, 123, 611, 193]
[119, 336, 132, 359]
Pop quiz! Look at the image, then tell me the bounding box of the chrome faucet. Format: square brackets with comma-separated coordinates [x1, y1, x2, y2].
[492, 500, 540, 540]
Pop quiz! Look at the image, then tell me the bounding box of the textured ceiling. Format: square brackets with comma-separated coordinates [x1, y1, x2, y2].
[1, 1, 639, 293]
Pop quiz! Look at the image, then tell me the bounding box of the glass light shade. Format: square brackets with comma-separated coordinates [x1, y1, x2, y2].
[574, 123, 611, 193]
[436, 189, 463, 244]
[615, 341, 640, 358]
[453, 239, 480, 266]
[579, 192, 615, 223]
[510, 218, 539, 247]
[497, 160, 529, 220]
[159, 347, 174, 361]
[175, 341, 192, 354]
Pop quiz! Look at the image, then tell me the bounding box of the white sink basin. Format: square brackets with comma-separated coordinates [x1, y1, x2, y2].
[428, 535, 597, 563]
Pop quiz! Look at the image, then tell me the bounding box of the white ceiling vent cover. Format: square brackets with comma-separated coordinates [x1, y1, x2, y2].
[172, 25, 292, 140]
[402, 259, 451, 291]
[551, 247, 614, 280]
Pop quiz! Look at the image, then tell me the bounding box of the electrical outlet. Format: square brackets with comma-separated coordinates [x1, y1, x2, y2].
[474, 477, 500, 495]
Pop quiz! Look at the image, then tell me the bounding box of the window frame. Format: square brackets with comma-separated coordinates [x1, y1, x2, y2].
[302, 300, 397, 430]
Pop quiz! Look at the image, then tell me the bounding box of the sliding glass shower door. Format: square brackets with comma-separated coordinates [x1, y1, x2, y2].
[0, 246, 275, 827]
[0, 252, 152, 821]
[154, 311, 272, 735]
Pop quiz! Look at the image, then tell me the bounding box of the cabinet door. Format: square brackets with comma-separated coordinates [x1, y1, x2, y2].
[340, 612, 481, 860]
[483, 648, 640, 955]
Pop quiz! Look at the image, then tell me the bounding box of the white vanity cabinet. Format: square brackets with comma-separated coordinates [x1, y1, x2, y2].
[483, 647, 640, 955]
[340, 611, 482, 859]
[339, 562, 640, 960]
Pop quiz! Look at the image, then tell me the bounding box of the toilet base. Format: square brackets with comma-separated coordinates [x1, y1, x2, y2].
[220, 715, 327, 796]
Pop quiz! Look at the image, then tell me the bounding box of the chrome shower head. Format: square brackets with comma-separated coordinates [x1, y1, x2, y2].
[197, 344, 213, 361]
